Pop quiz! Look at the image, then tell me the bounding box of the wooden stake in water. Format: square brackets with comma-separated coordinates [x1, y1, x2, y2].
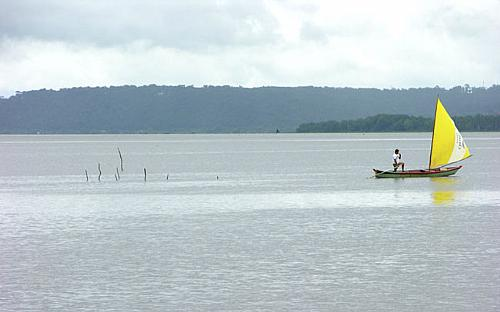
[85, 169, 89, 182]
[116, 167, 120, 180]
[144, 168, 147, 182]
[98, 163, 102, 182]
[118, 148, 123, 172]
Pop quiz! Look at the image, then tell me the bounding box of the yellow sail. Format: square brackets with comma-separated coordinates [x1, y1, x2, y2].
[429, 98, 471, 169]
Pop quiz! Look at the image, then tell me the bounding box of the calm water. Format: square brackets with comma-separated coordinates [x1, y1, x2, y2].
[1, 133, 499, 311]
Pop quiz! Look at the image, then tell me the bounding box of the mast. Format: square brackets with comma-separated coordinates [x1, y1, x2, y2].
[428, 97, 439, 169]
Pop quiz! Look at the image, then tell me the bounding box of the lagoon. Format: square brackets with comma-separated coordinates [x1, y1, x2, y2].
[1, 133, 499, 311]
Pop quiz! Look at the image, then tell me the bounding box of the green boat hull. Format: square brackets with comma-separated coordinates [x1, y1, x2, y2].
[373, 166, 462, 178]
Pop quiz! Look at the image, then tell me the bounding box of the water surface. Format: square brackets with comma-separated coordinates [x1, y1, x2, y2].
[1, 133, 499, 311]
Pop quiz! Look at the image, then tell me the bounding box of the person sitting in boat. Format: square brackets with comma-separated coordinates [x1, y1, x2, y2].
[393, 149, 405, 172]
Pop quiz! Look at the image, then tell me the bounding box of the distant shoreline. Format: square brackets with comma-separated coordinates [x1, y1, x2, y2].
[2, 114, 500, 134]
[296, 114, 500, 133]
[1, 130, 500, 136]
[2, 85, 499, 134]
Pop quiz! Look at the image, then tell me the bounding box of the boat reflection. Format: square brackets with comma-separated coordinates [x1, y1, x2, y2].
[431, 177, 457, 205]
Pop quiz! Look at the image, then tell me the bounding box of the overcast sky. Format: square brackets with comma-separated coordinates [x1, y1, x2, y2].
[1, 0, 499, 96]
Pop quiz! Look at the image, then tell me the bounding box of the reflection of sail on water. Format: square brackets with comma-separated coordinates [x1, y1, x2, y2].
[429, 98, 471, 169]
[431, 178, 456, 204]
[431, 177, 459, 204]
[433, 191, 455, 204]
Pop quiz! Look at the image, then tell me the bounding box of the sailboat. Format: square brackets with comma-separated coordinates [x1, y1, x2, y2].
[373, 98, 471, 178]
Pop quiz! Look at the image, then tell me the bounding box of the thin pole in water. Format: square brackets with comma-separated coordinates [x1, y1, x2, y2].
[98, 163, 102, 182]
[118, 148, 123, 172]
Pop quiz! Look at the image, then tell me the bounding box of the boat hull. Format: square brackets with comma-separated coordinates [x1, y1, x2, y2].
[373, 166, 462, 178]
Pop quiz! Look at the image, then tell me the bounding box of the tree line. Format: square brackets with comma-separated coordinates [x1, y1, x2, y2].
[296, 114, 500, 132]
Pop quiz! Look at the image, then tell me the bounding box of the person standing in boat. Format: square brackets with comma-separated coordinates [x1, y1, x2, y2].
[393, 149, 405, 172]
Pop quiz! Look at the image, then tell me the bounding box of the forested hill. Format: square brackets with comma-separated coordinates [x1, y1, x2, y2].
[0, 85, 499, 133]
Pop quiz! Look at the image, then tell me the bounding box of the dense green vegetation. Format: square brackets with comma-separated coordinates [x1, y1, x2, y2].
[296, 114, 500, 132]
[0, 85, 499, 133]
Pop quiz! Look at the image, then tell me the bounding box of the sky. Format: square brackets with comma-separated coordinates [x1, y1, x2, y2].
[1, 0, 499, 96]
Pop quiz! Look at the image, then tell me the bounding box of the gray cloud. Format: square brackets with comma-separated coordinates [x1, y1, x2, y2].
[300, 20, 376, 43]
[1, 0, 499, 96]
[300, 22, 330, 42]
[423, 3, 500, 67]
[426, 4, 500, 39]
[0, 0, 279, 49]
